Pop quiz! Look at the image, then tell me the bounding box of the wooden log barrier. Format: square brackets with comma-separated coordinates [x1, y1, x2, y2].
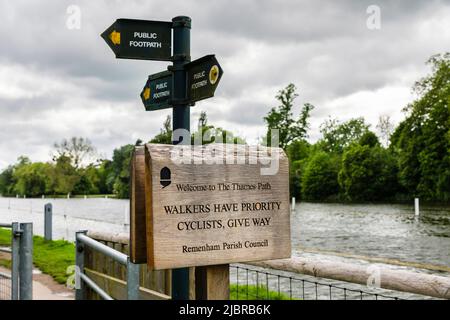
[250, 257, 450, 299]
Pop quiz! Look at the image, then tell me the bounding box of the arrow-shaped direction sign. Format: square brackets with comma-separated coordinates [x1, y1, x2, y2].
[185, 55, 223, 103]
[101, 19, 172, 61]
[140, 71, 172, 111]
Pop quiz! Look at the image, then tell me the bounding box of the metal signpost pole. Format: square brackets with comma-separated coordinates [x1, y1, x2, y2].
[170, 15, 191, 300]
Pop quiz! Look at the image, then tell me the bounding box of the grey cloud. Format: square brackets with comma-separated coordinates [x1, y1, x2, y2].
[0, 0, 449, 168]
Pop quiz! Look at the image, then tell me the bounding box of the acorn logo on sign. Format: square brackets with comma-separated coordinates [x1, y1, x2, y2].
[160, 167, 171, 188]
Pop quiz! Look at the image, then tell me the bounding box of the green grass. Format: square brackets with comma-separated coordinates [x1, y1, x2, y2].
[0, 228, 10, 246]
[0, 228, 12, 269]
[32, 236, 75, 284]
[0, 228, 75, 284]
[0, 258, 11, 268]
[230, 284, 293, 300]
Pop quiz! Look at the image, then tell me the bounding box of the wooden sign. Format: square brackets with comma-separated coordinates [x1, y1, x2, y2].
[143, 143, 291, 270]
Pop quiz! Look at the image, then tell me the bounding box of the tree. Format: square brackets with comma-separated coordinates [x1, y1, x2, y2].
[286, 139, 310, 198]
[108, 144, 135, 198]
[96, 159, 114, 194]
[0, 166, 15, 196]
[192, 111, 246, 145]
[359, 131, 380, 148]
[301, 151, 339, 200]
[150, 115, 172, 144]
[53, 155, 80, 195]
[264, 83, 314, 149]
[390, 53, 450, 201]
[318, 117, 370, 154]
[53, 137, 97, 168]
[13, 162, 54, 197]
[198, 111, 208, 128]
[73, 165, 100, 195]
[338, 144, 398, 201]
[376, 115, 394, 147]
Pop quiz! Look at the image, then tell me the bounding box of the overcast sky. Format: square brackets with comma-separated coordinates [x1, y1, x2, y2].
[0, 0, 449, 169]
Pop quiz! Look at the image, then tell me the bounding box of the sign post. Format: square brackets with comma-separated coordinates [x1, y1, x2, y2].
[102, 15, 239, 300]
[170, 15, 191, 300]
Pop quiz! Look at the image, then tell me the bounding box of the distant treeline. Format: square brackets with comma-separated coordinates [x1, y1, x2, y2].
[0, 114, 244, 199]
[286, 53, 450, 202]
[0, 53, 449, 202]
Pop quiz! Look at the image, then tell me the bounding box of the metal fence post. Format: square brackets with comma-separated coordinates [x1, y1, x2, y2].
[11, 222, 20, 300]
[75, 230, 87, 300]
[44, 203, 52, 241]
[19, 223, 33, 300]
[127, 258, 140, 300]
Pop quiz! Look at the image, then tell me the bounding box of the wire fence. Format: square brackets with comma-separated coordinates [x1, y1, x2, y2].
[0, 272, 11, 300]
[0, 224, 12, 300]
[230, 264, 405, 300]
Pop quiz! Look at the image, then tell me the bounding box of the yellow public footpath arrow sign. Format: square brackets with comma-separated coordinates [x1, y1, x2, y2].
[140, 70, 172, 111]
[101, 19, 172, 61]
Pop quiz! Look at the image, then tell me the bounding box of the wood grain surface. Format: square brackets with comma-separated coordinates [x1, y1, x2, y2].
[144, 143, 291, 270]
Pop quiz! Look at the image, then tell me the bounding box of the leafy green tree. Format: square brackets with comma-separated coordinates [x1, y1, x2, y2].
[264, 83, 314, 149]
[319, 117, 370, 154]
[109, 144, 135, 198]
[13, 162, 54, 197]
[0, 166, 15, 196]
[286, 139, 311, 198]
[359, 131, 380, 148]
[338, 144, 398, 201]
[73, 165, 100, 195]
[96, 159, 113, 194]
[390, 53, 450, 201]
[53, 155, 80, 195]
[301, 151, 339, 200]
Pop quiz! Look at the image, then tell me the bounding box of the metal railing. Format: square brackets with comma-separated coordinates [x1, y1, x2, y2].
[0, 222, 33, 300]
[75, 230, 140, 300]
[230, 265, 403, 300]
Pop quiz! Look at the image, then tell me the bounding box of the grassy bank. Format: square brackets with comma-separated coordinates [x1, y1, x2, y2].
[230, 284, 292, 300]
[0, 228, 75, 284]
